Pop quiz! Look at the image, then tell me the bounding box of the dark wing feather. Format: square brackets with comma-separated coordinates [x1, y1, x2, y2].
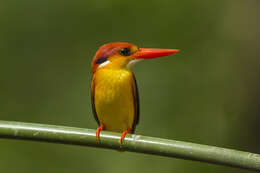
[131, 73, 140, 133]
[91, 75, 100, 125]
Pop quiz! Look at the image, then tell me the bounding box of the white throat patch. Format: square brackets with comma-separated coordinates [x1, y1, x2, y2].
[127, 59, 142, 69]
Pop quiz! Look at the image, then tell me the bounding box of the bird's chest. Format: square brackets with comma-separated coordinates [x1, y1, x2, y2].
[93, 69, 135, 131]
[94, 69, 133, 102]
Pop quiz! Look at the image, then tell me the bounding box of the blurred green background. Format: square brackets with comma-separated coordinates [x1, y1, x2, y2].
[0, 0, 259, 172]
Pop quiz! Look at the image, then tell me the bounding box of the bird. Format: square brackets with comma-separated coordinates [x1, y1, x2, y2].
[91, 42, 179, 145]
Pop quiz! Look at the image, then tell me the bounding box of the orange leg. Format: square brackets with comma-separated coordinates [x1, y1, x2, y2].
[120, 128, 131, 145]
[96, 124, 104, 142]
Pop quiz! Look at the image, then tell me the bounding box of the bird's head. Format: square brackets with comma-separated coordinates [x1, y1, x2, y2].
[91, 42, 179, 73]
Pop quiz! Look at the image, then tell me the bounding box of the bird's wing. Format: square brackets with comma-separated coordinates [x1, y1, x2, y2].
[91, 75, 100, 125]
[131, 73, 140, 133]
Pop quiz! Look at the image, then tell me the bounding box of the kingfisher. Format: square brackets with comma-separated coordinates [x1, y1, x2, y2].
[91, 42, 179, 144]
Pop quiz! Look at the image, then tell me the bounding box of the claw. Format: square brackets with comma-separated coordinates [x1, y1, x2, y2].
[96, 124, 104, 142]
[120, 128, 130, 145]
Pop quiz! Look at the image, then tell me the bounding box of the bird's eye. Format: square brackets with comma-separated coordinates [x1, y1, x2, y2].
[95, 57, 107, 64]
[119, 48, 131, 56]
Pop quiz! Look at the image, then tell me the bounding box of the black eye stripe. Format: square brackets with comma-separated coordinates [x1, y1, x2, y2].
[95, 57, 107, 64]
[119, 48, 131, 56]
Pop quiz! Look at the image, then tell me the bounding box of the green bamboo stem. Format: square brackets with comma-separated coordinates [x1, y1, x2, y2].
[0, 120, 259, 171]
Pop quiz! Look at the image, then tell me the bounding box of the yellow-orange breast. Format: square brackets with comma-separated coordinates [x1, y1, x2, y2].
[92, 69, 136, 132]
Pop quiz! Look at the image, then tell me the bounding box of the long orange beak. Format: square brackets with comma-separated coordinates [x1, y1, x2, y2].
[133, 48, 179, 59]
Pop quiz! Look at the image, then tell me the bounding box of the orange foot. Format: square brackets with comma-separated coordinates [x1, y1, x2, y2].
[96, 124, 104, 142]
[120, 128, 131, 145]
